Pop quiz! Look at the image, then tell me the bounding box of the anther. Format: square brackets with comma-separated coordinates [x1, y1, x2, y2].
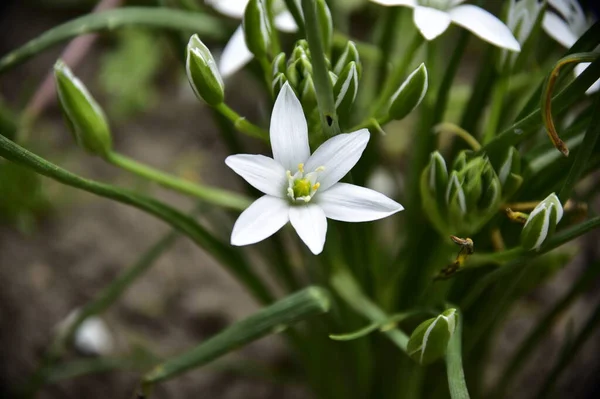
[312, 183, 320, 191]
[315, 166, 325, 172]
[298, 163, 304, 173]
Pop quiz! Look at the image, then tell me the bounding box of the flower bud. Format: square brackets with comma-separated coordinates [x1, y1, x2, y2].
[407, 309, 457, 365]
[300, 74, 317, 111]
[333, 61, 359, 117]
[329, 71, 338, 86]
[272, 72, 287, 98]
[186, 34, 225, 106]
[271, 52, 287, 78]
[54, 60, 112, 157]
[316, 0, 333, 53]
[388, 63, 428, 121]
[243, 0, 272, 58]
[521, 193, 563, 251]
[333, 41, 360, 77]
[421, 151, 449, 235]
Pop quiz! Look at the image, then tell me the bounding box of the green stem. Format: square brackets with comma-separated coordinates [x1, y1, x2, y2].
[482, 74, 509, 144]
[214, 103, 269, 140]
[371, 32, 423, 116]
[105, 151, 251, 211]
[301, 0, 340, 137]
[0, 134, 275, 305]
[283, 0, 305, 35]
[446, 308, 470, 399]
[558, 95, 600, 202]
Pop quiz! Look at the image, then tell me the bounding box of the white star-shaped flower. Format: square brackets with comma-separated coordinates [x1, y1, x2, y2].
[542, 0, 599, 94]
[226, 82, 404, 255]
[206, 0, 298, 77]
[370, 0, 521, 52]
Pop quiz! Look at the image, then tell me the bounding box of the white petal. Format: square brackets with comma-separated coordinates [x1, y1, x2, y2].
[74, 317, 114, 356]
[369, 0, 416, 6]
[413, 6, 452, 41]
[542, 12, 578, 49]
[304, 129, 370, 191]
[274, 10, 298, 33]
[225, 154, 287, 197]
[207, 0, 248, 19]
[219, 26, 254, 78]
[270, 82, 310, 171]
[574, 63, 600, 95]
[449, 5, 521, 52]
[231, 196, 289, 246]
[316, 183, 403, 222]
[289, 204, 327, 255]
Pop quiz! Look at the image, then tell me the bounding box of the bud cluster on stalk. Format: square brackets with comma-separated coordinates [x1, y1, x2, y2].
[421, 148, 522, 237]
[407, 309, 457, 365]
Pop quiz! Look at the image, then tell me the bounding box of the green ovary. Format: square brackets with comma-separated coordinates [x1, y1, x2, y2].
[293, 178, 312, 198]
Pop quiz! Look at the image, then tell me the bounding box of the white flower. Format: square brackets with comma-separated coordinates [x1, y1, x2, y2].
[56, 310, 114, 356]
[542, 0, 599, 94]
[226, 82, 404, 254]
[369, 0, 521, 51]
[206, 0, 298, 77]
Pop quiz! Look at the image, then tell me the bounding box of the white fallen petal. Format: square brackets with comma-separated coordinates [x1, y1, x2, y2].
[207, 0, 249, 19]
[219, 26, 255, 78]
[289, 204, 327, 254]
[413, 6, 452, 41]
[225, 154, 287, 197]
[270, 82, 310, 171]
[449, 5, 521, 51]
[74, 317, 114, 356]
[542, 12, 579, 48]
[231, 196, 290, 246]
[274, 10, 298, 32]
[574, 63, 600, 94]
[304, 129, 370, 191]
[317, 183, 403, 222]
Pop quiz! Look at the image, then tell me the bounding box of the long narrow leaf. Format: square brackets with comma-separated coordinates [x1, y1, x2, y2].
[446, 308, 470, 399]
[0, 7, 226, 73]
[141, 287, 331, 386]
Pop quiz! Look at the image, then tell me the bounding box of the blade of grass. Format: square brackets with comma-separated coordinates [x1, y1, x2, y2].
[141, 287, 331, 389]
[0, 7, 226, 73]
[446, 308, 470, 399]
[0, 133, 274, 305]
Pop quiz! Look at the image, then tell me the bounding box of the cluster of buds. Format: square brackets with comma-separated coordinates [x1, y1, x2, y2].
[407, 309, 457, 365]
[271, 39, 361, 135]
[421, 148, 522, 237]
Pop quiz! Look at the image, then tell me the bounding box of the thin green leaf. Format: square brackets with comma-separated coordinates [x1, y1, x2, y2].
[0, 133, 273, 304]
[446, 308, 470, 399]
[141, 287, 331, 386]
[0, 7, 226, 74]
[329, 311, 424, 341]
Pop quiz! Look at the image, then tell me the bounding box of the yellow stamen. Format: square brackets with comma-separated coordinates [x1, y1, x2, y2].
[298, 163, 304, 173]
[315, 166, 325, 172]
[312, 182, 320, 191]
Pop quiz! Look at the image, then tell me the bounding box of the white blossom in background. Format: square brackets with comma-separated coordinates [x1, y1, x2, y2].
[369, 0, 521, 51]
[206, 0, 298, 77]
[501, 0, 544, 66]
[56, 310, 114, 356]
[226, 82, 404, 255]
[542, 0, 599, 94]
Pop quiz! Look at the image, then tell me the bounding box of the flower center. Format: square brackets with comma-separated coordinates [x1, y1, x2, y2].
[286, 163, 325, 203]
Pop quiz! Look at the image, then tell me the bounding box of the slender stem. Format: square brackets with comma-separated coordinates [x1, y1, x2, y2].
[434, 122, 481, 151]
[105, 151, 252, 211]
[301, 0, 340, 136]
[371, 32, 423, 116]
[558, 94, 600, 202]
[214, 103, 269, 140]
[482, 74, 509, 144]
[283, 0, 305, 35]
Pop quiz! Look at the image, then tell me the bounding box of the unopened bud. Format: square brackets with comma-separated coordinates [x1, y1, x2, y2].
[521, 193, 563, 251]
[407, 309, 457, 365]
[316, 0, 333, 52]
[186, 34, 224, 106]
[388, 63, 428, 121]
[271, 52, 287, 78]
[333, 61, 359, 116]
[272, 72, 287, 98]
[54, 60, 112, 157]
[243, 0, 272, 58]
[334, 41, 361, 77]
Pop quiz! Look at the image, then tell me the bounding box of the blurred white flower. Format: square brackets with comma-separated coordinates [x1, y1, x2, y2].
[542, 0, 599, 94]
[206, 0, 298, 77]
[57, 310, 114, 356]
[226, 82, 403, 254]
[370, 0, 521, 51]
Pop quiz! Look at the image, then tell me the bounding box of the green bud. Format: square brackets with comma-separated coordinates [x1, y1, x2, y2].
[329, 71, 338, 86]
[407, 309, 457, 365]
[521, 193, 563, 251]
[286, 59, 300, 87]
[271, 52, 287, 78]
[421, 151, 449, 235]
[272, 72, 287, 98]
[452, 150, 469, 171]
[292, 42, 309, 62]
[243, 0, 272, 58]
[388, 63, 428, 121]
[333, 41, 361, 77]
[186, 34, 224, 106]
[333, 61, 359, 117]
[300, 75, 317, 111]
[497, 147, 522, 198]
[316, 0, 333, 53]
[54, 60, 112, 157]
